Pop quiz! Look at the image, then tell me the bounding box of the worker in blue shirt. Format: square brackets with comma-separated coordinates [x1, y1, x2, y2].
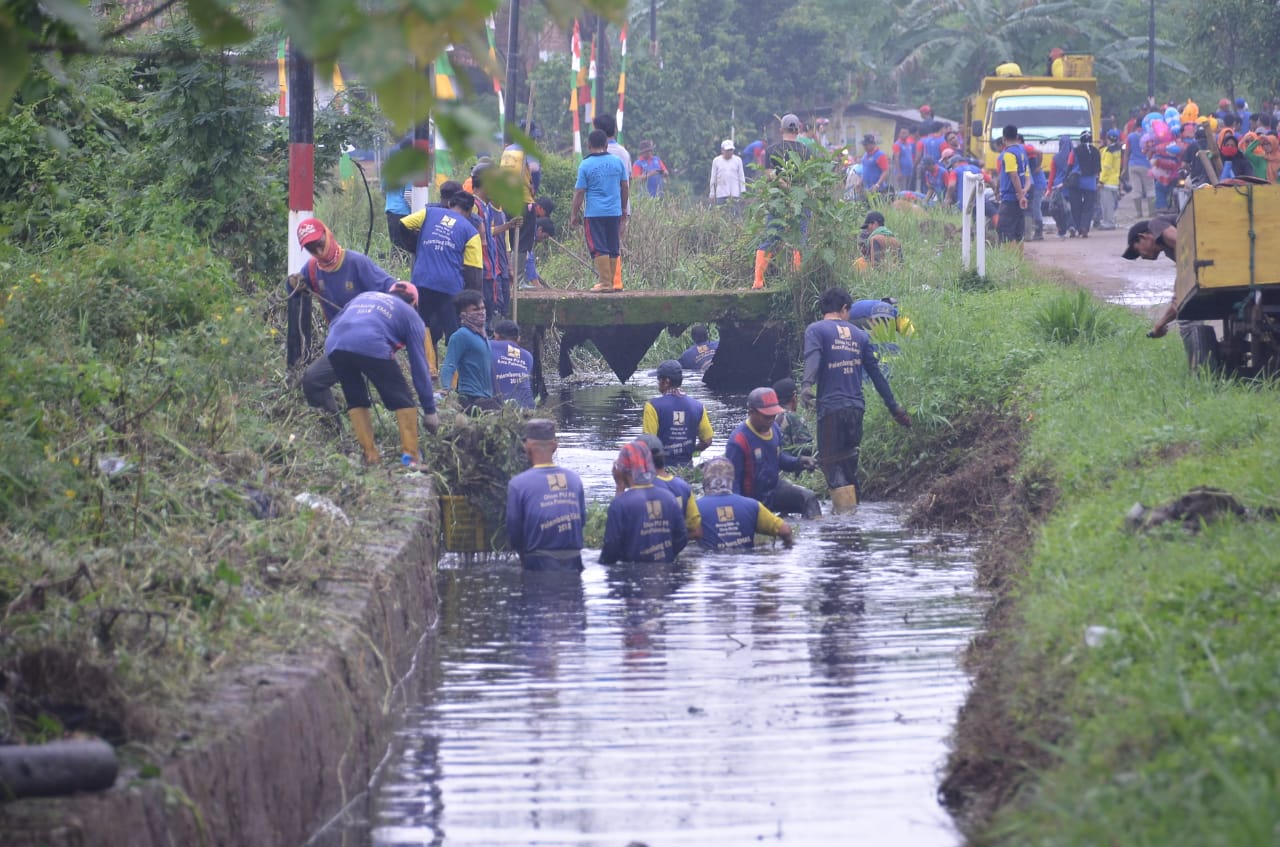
[642, 360, 714, 466]
[801, 287, 912, 514]
[696, 457, 793, 551]
[677, 324, 719, 371]
[489, 319, 535, 409]
[439, 290, 499, 412]
[725, 387, 821, 518]
[637, 434, 701, 541]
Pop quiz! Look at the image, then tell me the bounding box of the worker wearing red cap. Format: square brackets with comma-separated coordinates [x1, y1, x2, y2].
[1047, 47, 1065, 77]
[725, 387, 820, 518]
[289, 217, 411, 434]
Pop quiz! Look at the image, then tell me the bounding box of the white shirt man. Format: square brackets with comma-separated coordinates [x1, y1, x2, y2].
[709, 139, 746, 204]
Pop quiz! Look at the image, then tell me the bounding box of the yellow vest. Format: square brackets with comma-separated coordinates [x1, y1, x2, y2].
[1099, 147, 1123, 186]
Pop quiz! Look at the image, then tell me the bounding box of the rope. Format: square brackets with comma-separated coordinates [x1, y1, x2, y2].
[1230, 184, 1259, 321]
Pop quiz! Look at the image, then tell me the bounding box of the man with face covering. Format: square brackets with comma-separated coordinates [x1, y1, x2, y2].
[695, 457, 793, 551]
[600, 439, 688, 564]
[289, 217, 407, 433]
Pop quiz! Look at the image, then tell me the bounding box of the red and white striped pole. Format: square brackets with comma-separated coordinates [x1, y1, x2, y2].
[286, 43, 314, 368]
[287, 42, 314, 277]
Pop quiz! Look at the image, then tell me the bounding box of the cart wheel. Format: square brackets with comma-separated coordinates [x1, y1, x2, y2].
[1181, 324, 1222, 374]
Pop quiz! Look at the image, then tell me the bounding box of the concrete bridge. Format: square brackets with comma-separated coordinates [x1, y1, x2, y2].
[510, 288, 796, 394]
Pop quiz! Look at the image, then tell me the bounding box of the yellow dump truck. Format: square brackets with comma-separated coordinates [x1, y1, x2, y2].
[1174, 181, 1280, 375]
[962, 55, 1101, 176]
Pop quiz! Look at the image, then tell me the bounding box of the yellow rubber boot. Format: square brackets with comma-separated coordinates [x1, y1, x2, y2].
[752, 249, 773, 290]
[347, 407, 380, 464]
[612, 255, 623, 290]
[830, 485, 859, 515]
[590, 255, 614, 291]
[423, 328, 438, 380]
[395, 408, 420, 466]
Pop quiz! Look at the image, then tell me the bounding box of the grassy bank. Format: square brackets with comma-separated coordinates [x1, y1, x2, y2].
[843, 214, 1280, 845]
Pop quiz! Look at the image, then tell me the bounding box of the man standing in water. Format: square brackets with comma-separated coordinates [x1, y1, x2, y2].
[696, 457, 793, 551]
[801, 287, 912, 514]
[600, 439, 688, 564]
[725, 387, 821, 519]
[506, 419, 587, 571]
[642, 360, 714, 467]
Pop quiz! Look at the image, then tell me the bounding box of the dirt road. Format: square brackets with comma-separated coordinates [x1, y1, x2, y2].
[1023, 222, 1174, 315]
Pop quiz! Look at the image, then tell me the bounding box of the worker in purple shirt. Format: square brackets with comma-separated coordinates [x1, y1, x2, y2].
[506, 419, 587, 571]
[323, 288, 439, 467]
[600, 440, 688, 564]
[637, 433, 702, 541]
[801, 286, 911, 514]
[642, 360, 714, 466]
[288, 217, 402, 433]
[677, 324, 719, 371]
[489, 319, 535, 409]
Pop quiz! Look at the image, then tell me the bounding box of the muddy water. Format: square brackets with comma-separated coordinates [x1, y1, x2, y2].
[321, 376, 984, 847]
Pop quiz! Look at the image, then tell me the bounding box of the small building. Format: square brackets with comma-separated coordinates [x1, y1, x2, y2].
[801, 102, 958, 156]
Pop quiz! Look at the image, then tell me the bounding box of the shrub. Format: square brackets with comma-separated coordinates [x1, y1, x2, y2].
[1031, 287, 1119, 344]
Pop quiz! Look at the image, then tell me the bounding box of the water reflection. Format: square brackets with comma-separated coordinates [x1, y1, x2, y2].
[332, 503, 978, 847]
[319, 375, 982, 847]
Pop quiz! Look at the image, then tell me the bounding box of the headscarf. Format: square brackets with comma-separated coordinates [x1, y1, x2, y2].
[701, 457, 735, 496]
[614, 440, 656, 486]
[298, 218, 345, 272]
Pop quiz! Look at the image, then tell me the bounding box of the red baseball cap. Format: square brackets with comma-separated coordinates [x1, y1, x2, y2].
[747, 387, 785, 415]
[297, 217, 326, 247]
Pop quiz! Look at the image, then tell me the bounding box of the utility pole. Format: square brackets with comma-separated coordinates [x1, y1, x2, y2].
[504, 0, 520, 142]
[1146, 0, 1155, 106]
[649, 0, 658, 59]
[285, 42, 314, 369]
[594, 15, 607, 111]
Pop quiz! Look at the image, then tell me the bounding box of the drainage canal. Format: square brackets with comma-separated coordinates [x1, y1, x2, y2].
[320, 376, 985, 846]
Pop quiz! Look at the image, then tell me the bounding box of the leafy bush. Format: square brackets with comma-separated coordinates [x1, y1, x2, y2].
[2, 233, 237, 354]
[1031, 287, 1119, 344]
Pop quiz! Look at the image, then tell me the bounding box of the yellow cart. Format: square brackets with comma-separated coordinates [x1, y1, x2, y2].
[1174, 181, 1280, 375]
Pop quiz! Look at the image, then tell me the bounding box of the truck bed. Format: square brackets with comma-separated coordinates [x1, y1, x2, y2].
[1175, 183, 1280, 320]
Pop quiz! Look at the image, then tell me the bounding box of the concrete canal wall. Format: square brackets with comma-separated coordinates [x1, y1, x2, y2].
[3, 484, 441, 847]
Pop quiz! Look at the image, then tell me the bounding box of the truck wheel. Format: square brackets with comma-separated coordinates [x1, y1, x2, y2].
[1182, 324, 1222, 374]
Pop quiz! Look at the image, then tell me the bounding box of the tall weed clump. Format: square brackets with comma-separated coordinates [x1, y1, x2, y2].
[1031, 287, 1120, 344]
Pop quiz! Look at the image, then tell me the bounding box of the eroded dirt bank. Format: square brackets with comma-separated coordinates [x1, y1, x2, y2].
[888, 411, 1057, 839]
[1, 484, 441, 847]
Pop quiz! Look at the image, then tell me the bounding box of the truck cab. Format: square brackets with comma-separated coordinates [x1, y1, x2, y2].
[963, 56, 1101, 177]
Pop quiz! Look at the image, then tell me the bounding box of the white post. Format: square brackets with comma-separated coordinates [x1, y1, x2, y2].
[960, 171, 986, 278]
[975, 178, 986, 278]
